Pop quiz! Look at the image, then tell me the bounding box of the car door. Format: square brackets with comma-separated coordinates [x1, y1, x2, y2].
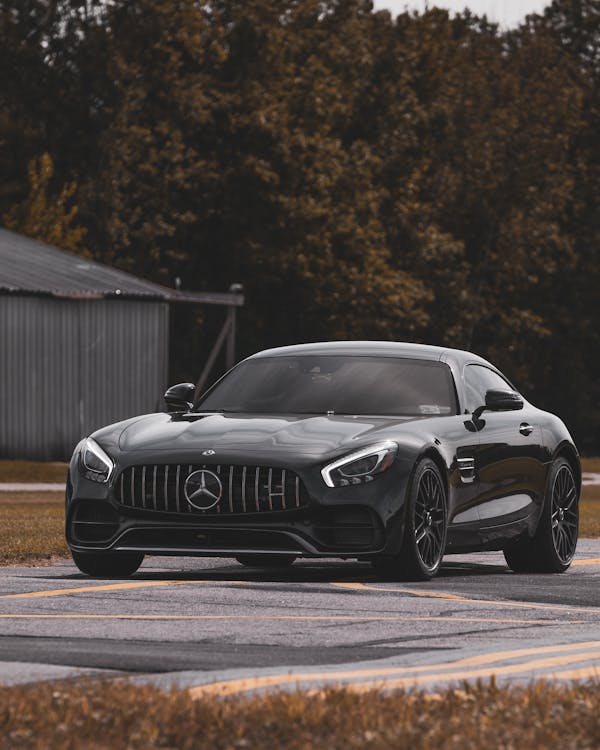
[460, 363, 546, 528]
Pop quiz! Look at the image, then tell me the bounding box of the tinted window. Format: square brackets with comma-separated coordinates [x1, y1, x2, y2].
[464, 365, 515, 412]
[197, 356, 458, 416]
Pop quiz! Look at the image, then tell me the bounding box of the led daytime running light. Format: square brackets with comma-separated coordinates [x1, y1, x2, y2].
[80, 438, 114, 483]
[321, 441, 398, 488]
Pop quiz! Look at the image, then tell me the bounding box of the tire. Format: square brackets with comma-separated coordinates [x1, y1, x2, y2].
[236, 554, 296, 568]
[71, 550, 144, 578]
[372, 458, 448, 581]
[503, 457, 579, 573]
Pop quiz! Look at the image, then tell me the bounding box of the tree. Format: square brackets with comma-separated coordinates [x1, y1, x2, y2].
[3, 152, 87, 253]
[0, 0, 598, 448]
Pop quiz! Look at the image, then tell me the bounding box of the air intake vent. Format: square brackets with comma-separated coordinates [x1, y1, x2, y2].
[115, 464, 310, 515]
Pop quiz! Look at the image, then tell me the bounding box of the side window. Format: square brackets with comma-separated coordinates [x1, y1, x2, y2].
[463, 365, 514, 413]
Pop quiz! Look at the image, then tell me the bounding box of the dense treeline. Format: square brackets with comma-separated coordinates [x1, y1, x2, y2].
[1, 0, 599, 450]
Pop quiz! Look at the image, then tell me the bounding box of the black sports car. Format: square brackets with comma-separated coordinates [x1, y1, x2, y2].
[66, 341, 580, 580]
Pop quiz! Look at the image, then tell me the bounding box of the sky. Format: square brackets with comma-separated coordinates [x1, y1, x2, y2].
[374, 0, 550, 28]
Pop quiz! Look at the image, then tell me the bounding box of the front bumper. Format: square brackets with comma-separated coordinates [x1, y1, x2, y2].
[66, 453, 413, 559]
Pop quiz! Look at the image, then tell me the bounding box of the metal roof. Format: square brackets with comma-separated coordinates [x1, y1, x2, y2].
[0, 228, 243, 306]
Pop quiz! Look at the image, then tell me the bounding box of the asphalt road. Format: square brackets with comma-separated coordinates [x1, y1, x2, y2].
[1, 542, 600, 695]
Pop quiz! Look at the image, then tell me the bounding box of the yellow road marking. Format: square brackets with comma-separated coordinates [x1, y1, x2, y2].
[334, 581, 473, 601]
[540, 665, 600, 680]
[349, 651, 600, 692]
[571, 558, 600, 566]
[0, 613, 567, 624]
[0, 580, 248, 600]
[190, 641, 600, 697]
[332, 581, 600, 614]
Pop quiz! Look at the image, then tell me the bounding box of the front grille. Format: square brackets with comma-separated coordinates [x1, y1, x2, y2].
[115, 464, 310, 515]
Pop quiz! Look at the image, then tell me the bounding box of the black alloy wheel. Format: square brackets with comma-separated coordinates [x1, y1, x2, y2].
[413, 465, 447, 571]
[236, 554, 296, 568]
[504, 457, 579, 573]
[550, 463, 579, 565]
[372, 458, 448, 581]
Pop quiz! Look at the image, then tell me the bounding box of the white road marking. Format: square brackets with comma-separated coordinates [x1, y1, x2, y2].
[582, 473, 600, 487]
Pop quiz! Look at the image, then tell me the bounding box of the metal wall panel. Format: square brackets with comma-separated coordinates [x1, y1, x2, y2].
[0, 296, 169, 460]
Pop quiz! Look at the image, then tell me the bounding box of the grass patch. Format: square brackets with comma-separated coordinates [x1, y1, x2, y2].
[0, 500, 68, 566]
[2, 680, 600, 749]
[0, 491, 64, 505]
[0, 460, 68, 483]
[582, 457, 600, 473]
[579, 484, 600, 538]
[581, 499, 600, 537]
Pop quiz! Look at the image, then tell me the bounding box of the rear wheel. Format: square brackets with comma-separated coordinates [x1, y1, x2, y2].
[503, 457, 578, 573]
[372, 458, 448, 581]
[236, 554, 296, 568]
[71, 550, 144, 578]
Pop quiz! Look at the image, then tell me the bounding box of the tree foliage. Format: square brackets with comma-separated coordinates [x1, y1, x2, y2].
[0, 0, 598, 450]
[3, 153, 87, 253]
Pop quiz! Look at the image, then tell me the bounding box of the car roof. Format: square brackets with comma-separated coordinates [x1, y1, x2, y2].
[248, 341, 492, 367]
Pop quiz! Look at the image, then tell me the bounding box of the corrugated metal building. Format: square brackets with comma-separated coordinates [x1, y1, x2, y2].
[0, 228, 242, 460]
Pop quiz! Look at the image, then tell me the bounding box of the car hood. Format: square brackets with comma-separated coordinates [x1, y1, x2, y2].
[98, 412, 425, 461]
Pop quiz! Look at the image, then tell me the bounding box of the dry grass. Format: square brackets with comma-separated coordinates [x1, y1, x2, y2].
[0, 500, 68, 566]
[582, 476, 600, 504]
[0, 491, 64, 505]
[1, 679, 600, 749]
[582, 457, 600, 473]
[581, 499, 600, 537]
[0, 460, 68, 483]
[579, 476, 600, 538]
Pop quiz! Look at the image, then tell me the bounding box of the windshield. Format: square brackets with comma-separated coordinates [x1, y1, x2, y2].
[196, 355, 458, 417]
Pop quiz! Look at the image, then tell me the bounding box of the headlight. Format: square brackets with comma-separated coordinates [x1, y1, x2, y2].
[79, 438, 114, 483]
[321, 441, 398, 488]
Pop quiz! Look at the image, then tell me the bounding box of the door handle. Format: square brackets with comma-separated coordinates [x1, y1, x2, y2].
[519, 422, 534, 436]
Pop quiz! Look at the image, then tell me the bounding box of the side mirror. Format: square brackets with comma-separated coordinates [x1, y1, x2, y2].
[472, 389, 523, 422]
[164, 383, 196, 414]
[485, 389, 524, 412]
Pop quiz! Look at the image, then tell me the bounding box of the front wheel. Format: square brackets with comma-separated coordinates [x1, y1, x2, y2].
[372, 458, 448, 581]
[71, 550, 144, 578]
[504, 457, 579, 573]
[236, 554, 296, 568]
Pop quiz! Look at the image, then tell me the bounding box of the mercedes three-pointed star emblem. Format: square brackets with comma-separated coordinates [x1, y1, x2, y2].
[184, 469, 222, 511]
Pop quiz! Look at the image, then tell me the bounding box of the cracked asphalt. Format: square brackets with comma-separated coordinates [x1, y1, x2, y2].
[1, 540, 599, 695]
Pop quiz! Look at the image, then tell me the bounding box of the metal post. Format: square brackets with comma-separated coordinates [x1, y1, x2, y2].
[195, 283, 243, 397]
[195, 315, 231, 395]
[226, 283, 242, 370]
[226, 305, 236, 370]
